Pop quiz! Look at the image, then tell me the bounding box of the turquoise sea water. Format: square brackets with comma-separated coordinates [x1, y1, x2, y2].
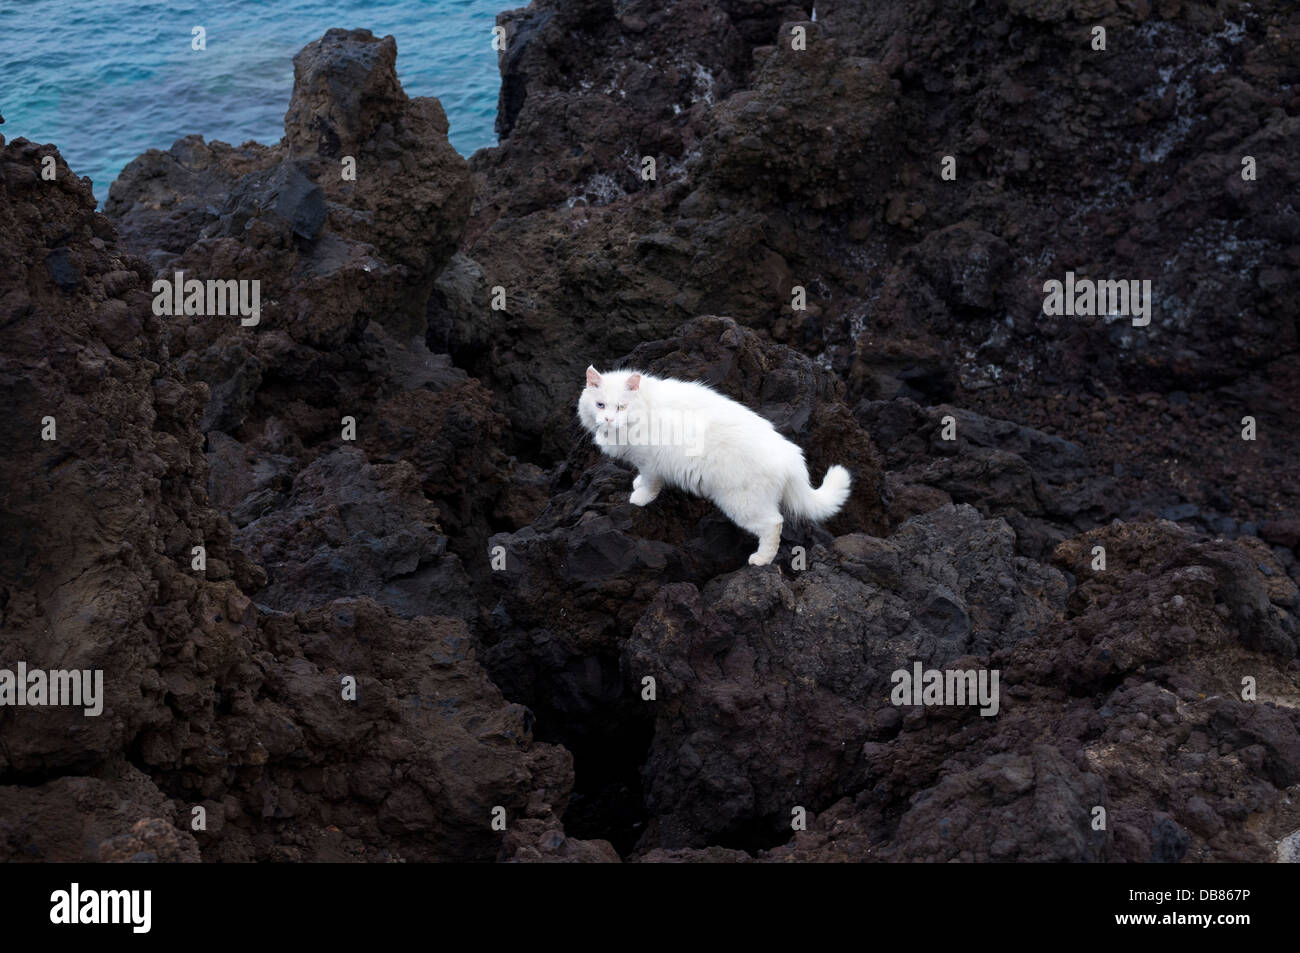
[0, 0, 504, 205]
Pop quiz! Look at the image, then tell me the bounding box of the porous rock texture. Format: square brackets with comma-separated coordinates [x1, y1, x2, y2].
[1, 2, 1297, 862]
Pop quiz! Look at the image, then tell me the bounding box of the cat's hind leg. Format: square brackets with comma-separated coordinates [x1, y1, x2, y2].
[718, 496, 783, 565]
[630, 472, 664, 506]
[747, 518, 783, 566]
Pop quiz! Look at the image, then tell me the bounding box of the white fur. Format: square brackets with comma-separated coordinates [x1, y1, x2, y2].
[577, 367, 852, 565]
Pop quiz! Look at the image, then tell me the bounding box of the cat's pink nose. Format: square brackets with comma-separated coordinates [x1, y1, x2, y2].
[605, 416, 613, 423]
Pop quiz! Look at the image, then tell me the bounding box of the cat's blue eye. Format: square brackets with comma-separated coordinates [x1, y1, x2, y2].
[596, 402, 605, 409]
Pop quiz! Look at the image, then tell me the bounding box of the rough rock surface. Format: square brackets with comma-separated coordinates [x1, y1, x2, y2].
[624, 504, 1067, 848]
[3, 0, 1298, 863]
[0, 57, 585, 863]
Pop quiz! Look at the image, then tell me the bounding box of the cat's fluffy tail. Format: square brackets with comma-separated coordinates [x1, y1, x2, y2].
[784, 464, 851, 522]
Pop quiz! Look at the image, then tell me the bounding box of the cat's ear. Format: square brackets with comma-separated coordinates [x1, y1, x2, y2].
[626, 373, 641, 391]
[586, 366, 601, 387]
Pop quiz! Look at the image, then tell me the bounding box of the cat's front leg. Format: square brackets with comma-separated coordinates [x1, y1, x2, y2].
[630, 472, 663, 506]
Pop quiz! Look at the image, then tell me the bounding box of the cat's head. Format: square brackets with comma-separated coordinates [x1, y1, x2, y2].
[578, 366, 643, 437]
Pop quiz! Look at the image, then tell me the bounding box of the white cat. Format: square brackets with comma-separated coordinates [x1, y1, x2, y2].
[577, 366, 852, 565]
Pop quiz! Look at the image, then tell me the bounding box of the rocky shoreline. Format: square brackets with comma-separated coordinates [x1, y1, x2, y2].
[1, 1, 1298, 862]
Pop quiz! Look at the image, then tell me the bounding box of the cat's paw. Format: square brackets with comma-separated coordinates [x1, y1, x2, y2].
[748, 552, 775, 566]
[632, 474, 644, 491]
[629, 487, 657, 506]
